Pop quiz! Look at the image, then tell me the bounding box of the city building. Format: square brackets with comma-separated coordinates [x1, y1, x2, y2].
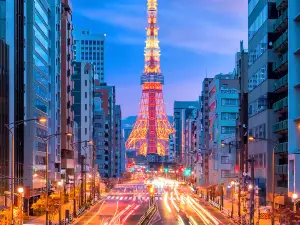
[288, 0, 300, 200]
[115, 105, 123, 177]
[73, 30, 106, 82]
[248, 0, 286, 205]
[168, 134, 175, 163]
[235, 41, 249, 176]
[0, 40, 9, 200]
[173, 101, 198, 163]
[23, 0, 59, 203]
[72, 62, 95, 177]
[60, 0, 75, 186]
[207, 73, 239, 186]
[199, 78, 213, 187]
[0, 0, 25, 201]
[93, 83, 119, 178]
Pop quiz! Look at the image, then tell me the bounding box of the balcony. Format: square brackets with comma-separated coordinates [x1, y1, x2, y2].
[276, 0, 288, 10]
[273, 74, 288, 92]
[273, 52, 288, 72]
[272, 120, 288, 133]
[275, 164, 288, 175]
[273, 31, 288, 53]
[273, 10, 288, 33]
[273, 97, 288, 112]
[275, 142, 288, 153]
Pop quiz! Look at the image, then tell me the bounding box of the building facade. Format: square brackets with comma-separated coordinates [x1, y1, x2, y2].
[173, 101, 198, 163]
[73, 30, 106, 82]
[0, 40, 9, 198]
[208, 73, 239, 186]
[72, 62, 95, 176]
[248, 0, 285, 204]
[288, 0, 300, 199]
[115, 105, 122, 177]
[61, 0, 75, 186]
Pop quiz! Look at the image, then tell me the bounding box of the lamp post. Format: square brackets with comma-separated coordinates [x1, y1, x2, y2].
[17, 187, 24, 225]
[43, 132, 72, 225]
[292, 193, 300, 212]
[248, 136, 278, 225]
[5, 117, 47, 225]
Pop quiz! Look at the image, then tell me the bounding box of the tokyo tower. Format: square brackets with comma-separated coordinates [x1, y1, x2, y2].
[125, 0, 174, 157]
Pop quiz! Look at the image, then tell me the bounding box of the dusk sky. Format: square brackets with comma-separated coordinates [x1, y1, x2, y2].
[72, 0, 248, 117]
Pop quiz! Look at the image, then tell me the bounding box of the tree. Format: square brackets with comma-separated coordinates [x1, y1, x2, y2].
[0, 208, 9, 225]
[31, 193, 63, 221]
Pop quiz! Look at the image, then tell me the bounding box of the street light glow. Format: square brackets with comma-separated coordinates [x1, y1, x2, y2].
[66, 132, 73, 137]
[17, 187, 24, 193]
[248, 136, 255, 141]
[292, 193, 298, 199]
[38, 117, 47, 123]
[57, 180, 63, 186]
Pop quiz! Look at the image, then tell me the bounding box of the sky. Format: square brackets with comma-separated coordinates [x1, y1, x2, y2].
[72, 0, 248, 118]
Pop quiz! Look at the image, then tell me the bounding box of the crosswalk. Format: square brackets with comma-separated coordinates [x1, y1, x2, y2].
[105, 195, 180, 202]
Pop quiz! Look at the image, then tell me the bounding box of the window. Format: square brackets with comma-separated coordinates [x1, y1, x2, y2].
[248, 36, 268, 67]
[85, 128, 87, 135]
[221, 170, 231, 178]
[221, 126, 235, 134]
[85, 92, 87, 98]
[85, 104, 87, 110]
[248, 94, 268, 117]
[85, 116, 87, 122]
[35, 156, 46, 165]
[249, 5, 268, 40]
[221, 112, 238, 120]
[221, 98, 239, 106]
[221, 156, 231, 164]
[248, 64, 267, 91]
[95, 123, 102, 128]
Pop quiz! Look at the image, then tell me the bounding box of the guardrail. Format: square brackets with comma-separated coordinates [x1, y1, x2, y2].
[138, 203, 157, 225]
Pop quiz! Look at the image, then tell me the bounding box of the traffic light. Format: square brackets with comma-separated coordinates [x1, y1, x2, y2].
[184, 168, 191, 176]
[131, 167, 135, 172]
[179, 165, 184, 172]
[146, 168, 150, 173]
[164, 166, 169, 173]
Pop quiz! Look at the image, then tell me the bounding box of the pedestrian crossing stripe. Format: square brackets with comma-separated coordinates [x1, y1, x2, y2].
[106, 196, 165, 201]
[120, 197, 124, 200]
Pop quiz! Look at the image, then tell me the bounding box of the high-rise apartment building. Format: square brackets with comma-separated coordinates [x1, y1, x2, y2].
[73, 30, 106, 81]
[199, 78, 213, 186]
[115, 105, 122, 177]
[248, 0, 285, 204]
[173, 101, 198, 163]
[0, 40, 9, 198]
[288, 0, 300, 200]
[208, 73, 239, 186]
[72, 62, 95, 175]
[61, 0, 75, 185]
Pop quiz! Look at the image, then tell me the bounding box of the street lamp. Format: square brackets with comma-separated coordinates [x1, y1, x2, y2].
[5, 117, 47, 225]
[292, 193, 300, 212]
[248, 136, 278, 225]
[43, 132, 72, 225]
[17, 187, 24, 225]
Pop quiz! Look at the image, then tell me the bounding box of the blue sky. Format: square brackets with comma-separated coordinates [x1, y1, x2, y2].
[72, 0, 248, 117]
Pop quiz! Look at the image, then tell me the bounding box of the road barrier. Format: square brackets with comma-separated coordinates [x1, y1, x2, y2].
[138, 203, 157, 225]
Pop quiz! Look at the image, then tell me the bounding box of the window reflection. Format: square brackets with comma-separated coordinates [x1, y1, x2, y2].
[248, 35, 268, 66]
[249, 5, 268, 40]
[34, 27, 48, 49]
[248, 94, 268, 117]
[34, 54, 49, 75]
[248, 64, 267, 91]
[34, 13, 49, 38]
[34, 0, 48, 25]
[35, 41, 49, 63]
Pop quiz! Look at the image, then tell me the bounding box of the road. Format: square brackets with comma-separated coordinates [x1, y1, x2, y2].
[73, 180, 149, 225]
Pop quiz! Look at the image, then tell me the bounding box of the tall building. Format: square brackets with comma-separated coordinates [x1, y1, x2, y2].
[115, 105, 123, 177]
[235, 41, 249, 176]
[61, 0, 75, 185]
[288, 0, 300, 200]
[72, 62, 95, 175]
[24, 0, 56, 196]
[73, 30, 106, 82]
[173, 101, 198, 163]
[125, 0, 174, 161]
[0, 40, 9, 198]
[0, 0, 25, 199]
[93, 83, 119, 178]
[248, 0, 284, 204]
[208, 73, 239, 186]
[199, 78, 213, 186]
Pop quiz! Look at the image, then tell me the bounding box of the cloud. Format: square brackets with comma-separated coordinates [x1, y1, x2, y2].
[78, 1, 247, 55]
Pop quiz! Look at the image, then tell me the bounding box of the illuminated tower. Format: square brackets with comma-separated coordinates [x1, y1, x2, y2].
[126, 0, 174, 158]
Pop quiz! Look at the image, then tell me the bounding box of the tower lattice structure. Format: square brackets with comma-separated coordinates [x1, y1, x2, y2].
[125, 0, 174, 156]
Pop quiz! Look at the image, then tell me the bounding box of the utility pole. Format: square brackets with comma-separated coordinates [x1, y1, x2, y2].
[249, 157, 255, 225]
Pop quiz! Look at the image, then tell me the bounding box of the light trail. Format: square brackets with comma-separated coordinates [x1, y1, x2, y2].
[164, 192, 172, 213]
[189, 216, 198, 225]
[82, 200, 105, 225]
[174, 188, 180, 200]
[184, 196, 210, 225]
[181, 195, 186, 205]
[109, 201, 119, 225]
[189, 197, 221, 225]
[121, 205, 140, 224]
[178, 215, 185, 225]
[170, 192, 180, 212]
